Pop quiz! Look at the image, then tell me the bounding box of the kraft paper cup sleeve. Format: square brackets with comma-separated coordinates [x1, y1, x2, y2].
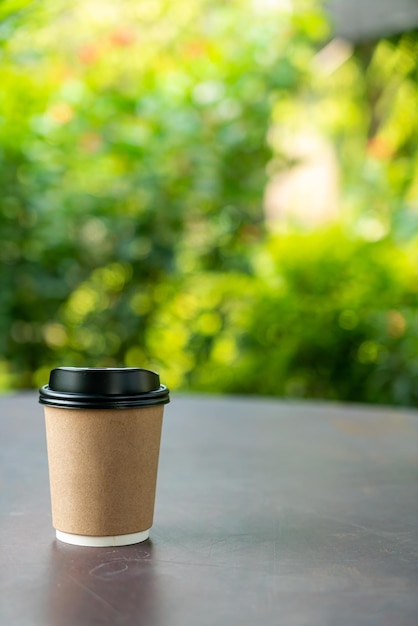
[44, 405, 164, 537]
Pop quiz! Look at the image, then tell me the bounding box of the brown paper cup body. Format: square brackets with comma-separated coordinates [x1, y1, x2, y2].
[44, 405, 164, 536]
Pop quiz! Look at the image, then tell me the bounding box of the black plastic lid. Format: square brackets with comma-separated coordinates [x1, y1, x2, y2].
[39, 367, 170, 409]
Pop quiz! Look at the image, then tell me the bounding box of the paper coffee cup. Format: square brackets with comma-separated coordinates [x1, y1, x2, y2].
[39, 367, 169, 547]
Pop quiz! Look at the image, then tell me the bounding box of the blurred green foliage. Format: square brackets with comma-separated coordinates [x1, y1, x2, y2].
[0, 0, 417, 405]
[153, 229, 418, 405]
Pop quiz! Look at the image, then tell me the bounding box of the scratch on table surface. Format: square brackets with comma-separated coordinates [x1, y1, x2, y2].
[207, 535, 236, 557]
[68, 575, 122, 615]
[89, 561, 129, 579]
[306, 509, 413, 540]
[154, 557, 254, 571]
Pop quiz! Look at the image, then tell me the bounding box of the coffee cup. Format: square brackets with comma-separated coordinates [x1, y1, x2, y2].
[39, 367, 169, 547]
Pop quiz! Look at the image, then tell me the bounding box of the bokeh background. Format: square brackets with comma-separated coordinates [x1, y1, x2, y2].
[1, 0, 418, 405]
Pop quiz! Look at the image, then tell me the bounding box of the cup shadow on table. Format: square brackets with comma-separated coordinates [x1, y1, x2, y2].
[46, 538, 161, 626]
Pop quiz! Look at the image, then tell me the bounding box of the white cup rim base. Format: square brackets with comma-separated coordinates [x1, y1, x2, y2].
[56, 528, 150, 547]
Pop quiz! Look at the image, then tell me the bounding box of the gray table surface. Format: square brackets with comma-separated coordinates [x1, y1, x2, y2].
[1, 392, 417, 626]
